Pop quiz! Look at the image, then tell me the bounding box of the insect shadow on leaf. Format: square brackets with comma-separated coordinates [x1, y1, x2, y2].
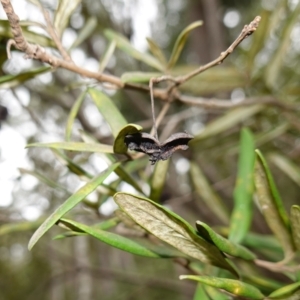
[124, 132, 194, 165]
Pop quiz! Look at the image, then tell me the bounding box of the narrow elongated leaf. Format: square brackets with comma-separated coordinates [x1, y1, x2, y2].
[65, 90, 87, 141]
[193, 284, 210, 300]
[0, 219, 44, 236]
[229, 128, 255, 243]
[146, 38, 167, 67]
[19, 168, 68, 192]
[268, 282, 300, 299]
[58, 218, 169, 258]
[114, 192, 238, 275]
[0, 67, 51, 89]
[290, 205, 300, 251]
[149, 160, 170, 202]
[54, 217, 120, 239]
[191, 105, 263, 143]
[167, 20, 203, 69]
[26, 142, 114, 153]
[196, 221, 256, 260]
[28, 163, 119, 250]
[113, 123, 143, 154]
[80, 130, 143, 193]
[190, 162, 229, 224]
[254, 150, 294, 257]
[69, 17, 97, 50]
[205, 286, 230, 300]
[52, 149, 93, 179]
[269, 153, 300, 187]
[255, 150, 290, 227]
[54, 0, 81, 36]
[104, 29, 163, 71]
[88, 88, 127, 137]
[0, 20, 55, 47]
[180, 276, 265, 300]
[265, 2, 300, 88]
[99, 40, 117, 73]
[121, 72, 162, 83]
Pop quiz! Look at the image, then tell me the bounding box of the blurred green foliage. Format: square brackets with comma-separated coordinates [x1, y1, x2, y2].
[1, 1, 300, 299]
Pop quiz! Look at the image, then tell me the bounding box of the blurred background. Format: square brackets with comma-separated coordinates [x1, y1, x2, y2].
[0, 0, 300, 299]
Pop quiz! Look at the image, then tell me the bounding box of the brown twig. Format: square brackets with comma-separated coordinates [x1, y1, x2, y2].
[1, 2, 279, 113]
[42, 8, 73, 63]
[175, 16, 262, 85]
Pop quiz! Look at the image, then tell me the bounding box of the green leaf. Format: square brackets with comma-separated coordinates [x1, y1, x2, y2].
[114, 192, 238, 275]
[291, 205, 300, 252]
[54, 217, 120, 240]
[229, 128, 255, 243]
[104, 29, 163, 71]
[196, 221, 256, 260]
[0, 219, 44, 236]
[177, 66, 247, 95]
[99, 40, 117, 73]
[54, 0, 81, 36]
[269, 153, 300, 188]
[69, 17, 97, 50]
[121, 72, 162, 83]
[18, 168, 68, 192]
[254, 150, 294, 257]
[204, 286, 230, 300]
[58, 218, 166, 258]
[268, 282, 300, 299]
[28, 163, 119, 250]
[65, 90, 87, 141]
[190, 162, 229, 224]
[0, 20, 55, 47]
[167, 20, 203, 69]
[255, 150, 290, 227]
[88, 88, 127, 138]
[180, 276, 265, 300]
[146, 37, 167, 68]
[149, 160, 170, 202]
[113, 123, 143, 154]
[52, 149, 93, 179]
[265, 2, 300, 89]
[0, 67, 51, 89]
[193, 284, 210, 300]
[191, 105, 263, 143]
[79, 129, 143, 193]
[26, 142, 114, 153]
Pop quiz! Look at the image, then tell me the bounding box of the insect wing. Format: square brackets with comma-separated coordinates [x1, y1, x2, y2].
[160, 132, 194, 160]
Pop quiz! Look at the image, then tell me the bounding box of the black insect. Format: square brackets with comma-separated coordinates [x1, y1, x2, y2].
[124, 132, 194, 165]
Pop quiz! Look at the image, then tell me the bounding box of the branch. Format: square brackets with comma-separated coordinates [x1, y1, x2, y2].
[1, 3, 285, 112]
[176, 16, 262, 84]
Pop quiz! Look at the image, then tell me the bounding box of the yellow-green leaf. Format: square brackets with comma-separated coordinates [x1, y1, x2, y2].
[290, 205, 300, 252]
[180, 275, 265, 300]
[104, 29, 163, 71]
[254, 150, 294, 257]
[114, 192, 238, 275]
[26, 142, 114, 153]
[229, 128, 255, 243]
[167, 20, 203, 69]
[190, 162, 229, 224]
[65, 90, 87, 141]
[121, 72, 162, 83]
[196, 221, 256, 260]
[113, 123, 143, 154]
[269, 282, 300, 299]
[88, 88, 127, 138]
[28, 163, 119, 250]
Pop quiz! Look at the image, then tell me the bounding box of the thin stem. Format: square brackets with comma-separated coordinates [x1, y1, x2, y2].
[149, 78, 158, 140]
